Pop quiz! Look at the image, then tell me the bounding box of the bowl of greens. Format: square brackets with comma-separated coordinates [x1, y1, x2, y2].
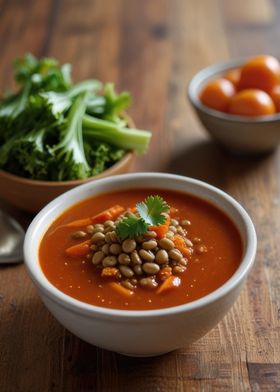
[0, 54, 151, 212]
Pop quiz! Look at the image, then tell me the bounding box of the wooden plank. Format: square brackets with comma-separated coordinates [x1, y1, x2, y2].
[222, 0, 275, 26]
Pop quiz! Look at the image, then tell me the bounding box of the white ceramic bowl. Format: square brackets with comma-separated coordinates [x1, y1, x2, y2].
[188, 58, 280, 154]
[24, 173, 257, 357]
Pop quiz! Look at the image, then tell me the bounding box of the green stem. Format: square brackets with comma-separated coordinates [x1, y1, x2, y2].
[82, 115, 151, 155]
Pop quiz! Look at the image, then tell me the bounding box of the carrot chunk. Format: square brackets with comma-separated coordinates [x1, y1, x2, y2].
[101, 267, 119, 278]
[65, 240, 91, 257]
[158, 266, 172, 281]
[150, 216, 171, 239]
[156, 275, 181, 294]
[173, 235, 192, 257]
[64, 217, 93, 228]
[63, 205, 125, 228]
[109, 282, 134, 297]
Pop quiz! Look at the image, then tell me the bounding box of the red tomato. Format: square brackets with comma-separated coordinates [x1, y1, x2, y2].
[269, 85, 280, 112]
[228, 89, 276, 116]
[239, 55, 280, 93]
[199, 78, 236, 112]
[224, 68, 241, 89]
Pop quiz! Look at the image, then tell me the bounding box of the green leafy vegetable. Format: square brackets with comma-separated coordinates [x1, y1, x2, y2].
[137, 195, 170, 226]
[0, 53, 152, 181]
[83, 115, 151, 155]
[116, 215, 148, 240]
[116, 195, 170, 240]
[48, 91, 90, 180]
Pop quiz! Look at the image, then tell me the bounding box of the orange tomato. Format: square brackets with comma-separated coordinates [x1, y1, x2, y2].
[269, 85, 280, 112]
[239, 55, 280, 93]
[199, 78, 235, 112]
[224, 68, 241, 89]
[228, 89, 276, 116]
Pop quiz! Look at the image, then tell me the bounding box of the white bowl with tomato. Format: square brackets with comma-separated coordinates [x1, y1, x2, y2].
[188, 55, 280, 154]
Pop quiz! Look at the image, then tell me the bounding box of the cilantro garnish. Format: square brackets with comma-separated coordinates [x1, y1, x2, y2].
[116, 195, 170, 240]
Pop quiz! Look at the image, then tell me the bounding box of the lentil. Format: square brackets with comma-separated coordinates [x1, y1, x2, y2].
[185, 239, 193, 247]
[104, 220, 115, 228]
[122, 239, 136, 253]
[159, 237, 175, 250]
[92, 251, 104, 265]
[131, 250, 142, 265]
[118, 253, 131, 265]
[173, 265, 186, 274]
[92, 232, 105, 243]
[105, 232, 112, 243]
[155, 249, 169, 264]
[142, 262, 160, 275]
[119, 265, 134, 278]
[178, 258, 188, 266]
[102, 243, 110, 255]
[140, 277, 158, 289]
[181, 219, 191, 226]
[102, 256, 117, 267]
[177, 227, 186, 236]
[169, 248, 183, 261]
[142, 240, 157, 250]
[121, 280, 134, 290]
[109, 231, 118, 243]
[109, 243, 122, 255]
[139, 249, 155, 262]
[72, 230, 87, 239]
[133, 265, 143, 275]
[143, 230, 157, 239]
[171, 218, 179, 226]
[86, 225, 94, 234]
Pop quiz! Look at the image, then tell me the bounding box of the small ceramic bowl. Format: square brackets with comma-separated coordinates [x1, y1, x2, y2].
[0, 153, 134, 213]
[188, 58, 280, 154]
[0, 116, 135, 213]
[24, 173, 257, 357]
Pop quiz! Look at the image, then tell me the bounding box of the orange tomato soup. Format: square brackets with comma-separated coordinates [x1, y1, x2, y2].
[39, 189, 243, 310]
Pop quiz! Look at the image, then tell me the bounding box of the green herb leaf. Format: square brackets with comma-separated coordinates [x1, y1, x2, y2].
[137, 195, 169, 226]
[116, 195, 170, 240]
[116, 215, 148, 240]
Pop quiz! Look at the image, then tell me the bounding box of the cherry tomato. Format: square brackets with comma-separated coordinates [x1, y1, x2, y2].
[239, 55, 280, 93]
[269, 85, 280, 112]
[224, 68, 241, 89]
[199, 78, 236, 112]
[228, 89, 276, 116]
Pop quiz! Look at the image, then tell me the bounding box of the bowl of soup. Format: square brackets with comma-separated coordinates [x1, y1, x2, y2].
[24, 173, 257, 356]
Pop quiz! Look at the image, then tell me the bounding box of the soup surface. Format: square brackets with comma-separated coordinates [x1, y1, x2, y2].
[39, 188, 243, 310]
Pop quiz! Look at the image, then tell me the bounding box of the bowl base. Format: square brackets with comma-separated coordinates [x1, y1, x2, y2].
[118, 350, 173, 357]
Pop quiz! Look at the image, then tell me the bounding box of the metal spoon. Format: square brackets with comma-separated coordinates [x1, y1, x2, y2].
[0, 210, 24, 263]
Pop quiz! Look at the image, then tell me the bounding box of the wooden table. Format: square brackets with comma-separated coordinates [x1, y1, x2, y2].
[1, 0, 280, 390]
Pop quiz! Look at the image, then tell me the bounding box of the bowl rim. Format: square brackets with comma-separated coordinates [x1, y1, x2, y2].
[188, 57, 280, 123]
[24, 172, 257, 319]
[0, 152, 134, 187]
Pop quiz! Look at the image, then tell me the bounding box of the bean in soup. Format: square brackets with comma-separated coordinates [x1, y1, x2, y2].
[39, 189, 243, 310]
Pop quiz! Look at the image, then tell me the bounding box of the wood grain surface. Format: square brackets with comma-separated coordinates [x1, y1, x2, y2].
[0, 0, 280, 391]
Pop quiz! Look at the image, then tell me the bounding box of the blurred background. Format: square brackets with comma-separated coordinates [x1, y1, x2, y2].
[1, 0, 279, 176]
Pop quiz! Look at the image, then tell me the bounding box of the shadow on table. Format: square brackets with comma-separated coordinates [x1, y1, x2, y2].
[165, 139, 274, 188]
[63, 338, 190, 390]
